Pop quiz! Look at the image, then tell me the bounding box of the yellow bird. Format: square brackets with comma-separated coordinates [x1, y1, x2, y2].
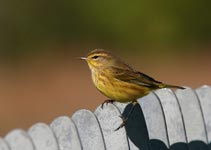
[81, 49, 184, 130]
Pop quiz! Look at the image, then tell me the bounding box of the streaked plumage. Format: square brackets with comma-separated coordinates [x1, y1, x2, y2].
[81, 49, 184, 103]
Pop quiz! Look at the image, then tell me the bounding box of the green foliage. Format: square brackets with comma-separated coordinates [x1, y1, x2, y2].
[0, 0, 211, 58]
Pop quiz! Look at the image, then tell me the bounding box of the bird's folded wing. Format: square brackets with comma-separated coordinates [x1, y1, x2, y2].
[107, 66, 162, 88]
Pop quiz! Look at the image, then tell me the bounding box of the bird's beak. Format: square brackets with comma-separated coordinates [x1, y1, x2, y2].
[79, 57, 88, 60]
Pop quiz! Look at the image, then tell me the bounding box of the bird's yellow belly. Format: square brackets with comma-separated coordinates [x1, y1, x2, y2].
[94, 76, 149, 102]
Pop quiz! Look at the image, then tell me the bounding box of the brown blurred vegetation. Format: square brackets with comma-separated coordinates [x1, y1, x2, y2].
[0, 0, 211, 135]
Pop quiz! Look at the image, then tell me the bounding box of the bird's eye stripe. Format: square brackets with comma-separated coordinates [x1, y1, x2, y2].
[92, 56, 99, 59]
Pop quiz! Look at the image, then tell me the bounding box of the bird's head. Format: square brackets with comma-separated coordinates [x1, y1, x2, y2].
[80, 49, 116, 70]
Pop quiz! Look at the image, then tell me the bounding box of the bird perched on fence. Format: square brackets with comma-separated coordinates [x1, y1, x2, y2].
[80, 49, 185, 130]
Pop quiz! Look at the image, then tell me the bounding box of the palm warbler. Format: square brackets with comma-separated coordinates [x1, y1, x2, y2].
[81, 49, 184, 130]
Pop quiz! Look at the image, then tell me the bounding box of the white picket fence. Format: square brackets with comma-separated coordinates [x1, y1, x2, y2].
[0, 85, 211, 150]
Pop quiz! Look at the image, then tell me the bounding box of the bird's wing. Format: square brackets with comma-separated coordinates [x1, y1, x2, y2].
[107, 66, 162, 88]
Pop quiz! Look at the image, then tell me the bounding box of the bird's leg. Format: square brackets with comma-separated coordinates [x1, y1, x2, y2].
[124, 101, 138, 120]
[101, 100, 114, 109]
[115, 101, 138, 131]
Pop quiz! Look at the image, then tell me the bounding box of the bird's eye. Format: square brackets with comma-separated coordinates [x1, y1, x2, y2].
[91, 56, 99, 59]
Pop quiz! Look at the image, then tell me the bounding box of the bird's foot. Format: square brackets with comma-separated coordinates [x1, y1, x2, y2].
[101, 100, 114, 109]
[115, 116, 128, 131]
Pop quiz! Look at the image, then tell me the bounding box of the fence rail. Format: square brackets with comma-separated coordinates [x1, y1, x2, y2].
[0, 85, 211, 150]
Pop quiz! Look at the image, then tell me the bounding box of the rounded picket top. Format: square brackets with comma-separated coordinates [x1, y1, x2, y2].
[72, 109, 105, 150]
[155, 88, 187, 145]
[4, 129, 34, 150]
[0, 137, 10, 150]
[138, 92, 169, 147]
[50, 116, 82, 150]
[28, 123, 59, 150]
[196, 85, 211, 143]
[95, 104, 129, 150]
[175, 87, 208, 143]
[198, 85, 211, 89]
[113, 102, 139, 150]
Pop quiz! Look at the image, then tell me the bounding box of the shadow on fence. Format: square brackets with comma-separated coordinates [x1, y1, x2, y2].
[123, 103, 210, 150]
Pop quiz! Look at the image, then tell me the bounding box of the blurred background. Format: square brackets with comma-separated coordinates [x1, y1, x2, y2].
[0, 0, 211, 136]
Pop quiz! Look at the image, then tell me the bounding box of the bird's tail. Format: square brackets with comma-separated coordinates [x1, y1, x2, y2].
[160, 83, 185, 89]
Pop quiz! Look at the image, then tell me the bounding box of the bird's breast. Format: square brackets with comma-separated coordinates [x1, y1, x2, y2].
[91, 71, 149, 102]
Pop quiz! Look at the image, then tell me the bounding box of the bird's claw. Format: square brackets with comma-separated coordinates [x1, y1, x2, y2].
[101, 100, 114, 109]
[115, 116, 128, 131]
